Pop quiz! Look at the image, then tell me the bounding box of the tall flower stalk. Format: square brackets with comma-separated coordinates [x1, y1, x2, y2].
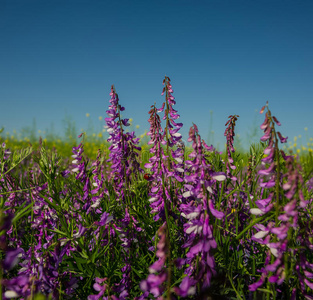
[140, 222, 169, 299]
[176, 124, 226, 297]
[105, 85, 142, 204]
[146, 76, 183, 221]
[248, 102, 313, 297]
[224, 115, 239, 181]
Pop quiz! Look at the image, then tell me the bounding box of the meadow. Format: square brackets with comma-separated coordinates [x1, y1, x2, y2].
[0, 76, 313, 300]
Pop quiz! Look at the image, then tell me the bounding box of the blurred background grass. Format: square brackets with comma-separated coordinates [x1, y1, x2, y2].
[1, 113, 312, 164]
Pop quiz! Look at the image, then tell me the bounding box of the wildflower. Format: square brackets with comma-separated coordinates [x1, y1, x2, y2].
[0, 211, 14, 249]
[140, 223, 169, 297]
[249, 103, 313, 295]
[145, 104, 167, 220]
[3, 248, 24, 271]
[224, 115, 239, 181]
[146, 76, 184, 220]
[88, 278, 109, 300]
[1, 275, 31, 299]
[175, 124, 225, 296]
[105, 85, 142, 201]
[71, 141, 85, 180]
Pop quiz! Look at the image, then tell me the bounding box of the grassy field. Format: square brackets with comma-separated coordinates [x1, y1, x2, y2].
[0, 78, 313, 299]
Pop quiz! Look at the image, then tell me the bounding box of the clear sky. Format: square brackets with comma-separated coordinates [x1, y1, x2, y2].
[1, 0, 313, 149]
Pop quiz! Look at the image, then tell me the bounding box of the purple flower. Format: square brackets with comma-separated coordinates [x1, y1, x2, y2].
[146, 77, 185, 221]
[2, 275, 31, 299]
[175, 124, 225, 296]
[0, 211, 14, 249]
[105, 85, 142, 203]
[224, 115, 239, 181]
[2, 248, 24, 271]
[140, 223, 169, 298]
[173, 276, 197, 297]
[88, 277, 109, 300]
[249, 103, 311, 294]
[71, 142, 85, 180]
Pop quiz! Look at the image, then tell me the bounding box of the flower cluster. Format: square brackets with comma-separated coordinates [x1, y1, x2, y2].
[1, 79, 312, 299]
[145, 76, 184, 221]
[105, 85, 142, 202]
[176, 124, 226, 296]
[249, 103, 313, 296]
[224, 115, 239, 181]
[140, 222, 169, 298]
[145, 104, 168, 221]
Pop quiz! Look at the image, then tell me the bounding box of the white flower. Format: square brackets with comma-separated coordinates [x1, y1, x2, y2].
[149, 197, 158, 203]
[212, 174, 226, 181]
[250, 208, 263, 215]
[91, 199, 101, 208]
[185, 212, 200, 220]
[175, 157, 183, 163]
[5, 291, 19, 298]
[267, 244, 279, 257]
[207, 186, 213, 193]
[173, 133, 181, 137]
[186, 225, 198, 234]
[253, 230, 269, 239]
[183, 191, 192, 198]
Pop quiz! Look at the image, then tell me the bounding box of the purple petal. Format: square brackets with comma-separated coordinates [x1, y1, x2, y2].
[269, 275, 279, 283]
[148, 257, 166, 273]
[208, 199, 224, 219]
[304, 279, 313, 289]
[3, 248, 24, 271]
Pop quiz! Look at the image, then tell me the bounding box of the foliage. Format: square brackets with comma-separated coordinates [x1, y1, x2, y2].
[0, 78, 313, 300]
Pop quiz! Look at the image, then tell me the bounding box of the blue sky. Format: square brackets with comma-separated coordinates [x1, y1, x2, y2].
[1, 0, 313, 149]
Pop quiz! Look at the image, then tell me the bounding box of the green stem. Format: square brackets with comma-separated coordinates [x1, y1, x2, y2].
[236, 214, 274, 240]
[116, 92, 131, 208]
[164, 77, 171, 171]
[160, 136, 173, 299]
[227, 273, 243, 300]
[274, 135, 280, 227]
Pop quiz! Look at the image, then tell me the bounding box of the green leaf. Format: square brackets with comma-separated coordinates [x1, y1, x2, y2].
[12, 203, 33, 224]
[47, 228, 68, 237]
[0, 147, 33, 179]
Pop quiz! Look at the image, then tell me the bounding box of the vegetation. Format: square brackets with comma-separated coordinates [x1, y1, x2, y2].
[0, 77, 312, 299]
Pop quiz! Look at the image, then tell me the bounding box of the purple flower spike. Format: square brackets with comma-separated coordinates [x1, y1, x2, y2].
[0, 211, 14, 249]
[277, 131, 288, 143]
[176, 123, 225, 297]
[224, 115, 239, 181]
[146, 77, 185, 220]
[2, 275, 30, 299]
[105, 85, 142, 202]
[250, 102, 313, 295]
[173, 276, 197, 297]
[88, 277, 108, 300]
[3, 248, 24, 271]
[140, 223, 169, 297]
